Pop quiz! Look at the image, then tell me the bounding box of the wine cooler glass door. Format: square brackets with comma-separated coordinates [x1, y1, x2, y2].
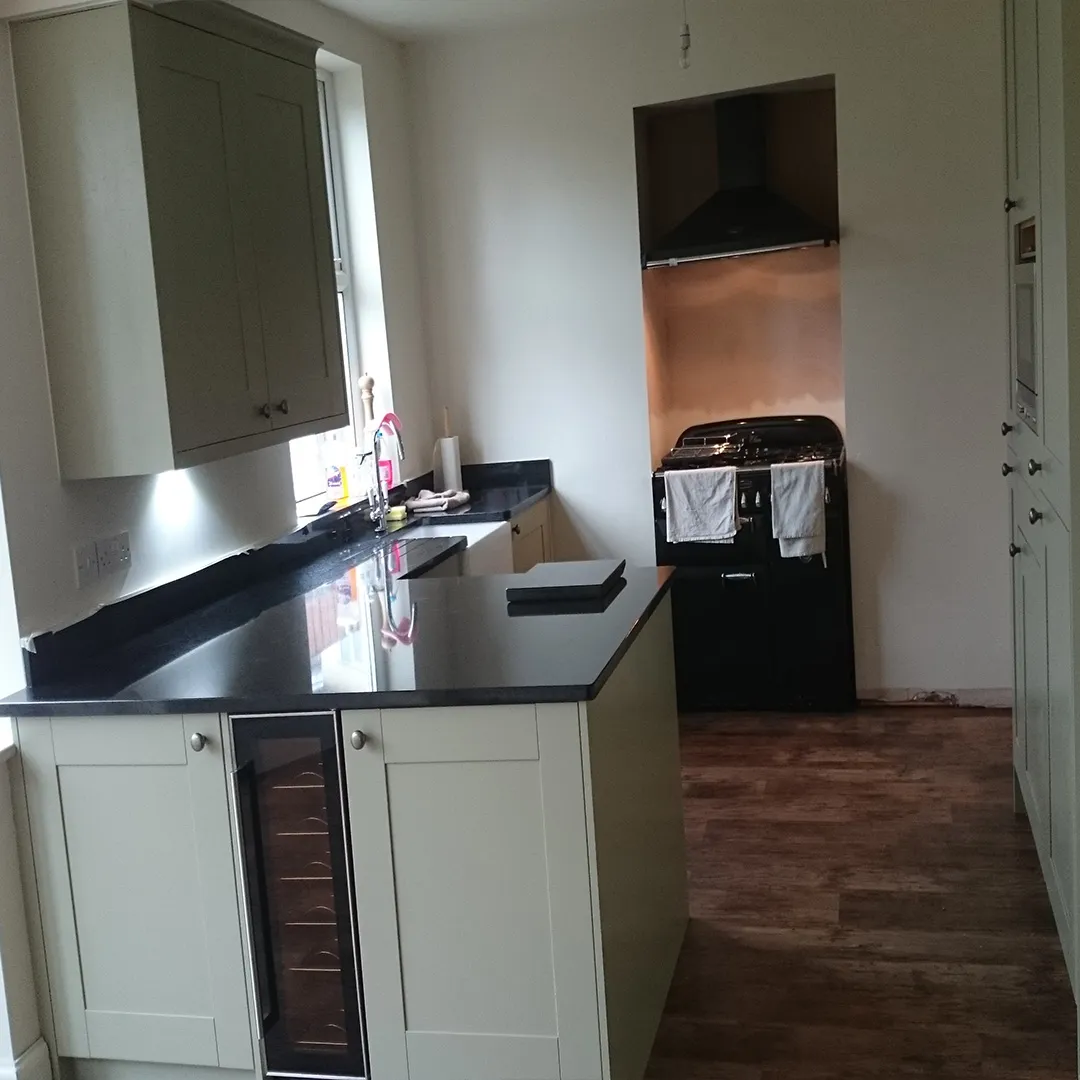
[233, 712, 367, 1078]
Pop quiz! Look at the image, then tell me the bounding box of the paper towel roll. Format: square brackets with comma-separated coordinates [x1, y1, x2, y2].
[434, 436, 463, 493]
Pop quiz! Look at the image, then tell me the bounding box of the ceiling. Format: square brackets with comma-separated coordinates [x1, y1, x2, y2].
[318, 0, 649, 41]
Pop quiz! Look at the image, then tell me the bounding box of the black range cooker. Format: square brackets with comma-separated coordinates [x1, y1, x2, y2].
[653, 415, 856, 712]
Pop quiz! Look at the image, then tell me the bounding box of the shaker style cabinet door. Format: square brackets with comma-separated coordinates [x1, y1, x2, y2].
[1005, 0, 1041, 214]
[1011, 484, 1050, 845]
[17, 715, 253, 1070]
[342, 706, 602, 1080]
[239, 47, 347, 433]
[131, 8, 272, 455]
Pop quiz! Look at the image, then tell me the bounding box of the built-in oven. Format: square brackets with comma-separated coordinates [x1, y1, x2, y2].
[231, 711, 368, 1079]
[1013, 216, 1038, 432]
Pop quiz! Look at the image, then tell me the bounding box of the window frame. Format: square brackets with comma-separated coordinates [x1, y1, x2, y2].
[316, 69, 363, 447]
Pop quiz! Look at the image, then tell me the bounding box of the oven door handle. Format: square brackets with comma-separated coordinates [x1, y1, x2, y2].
[722, 571, 756, 582]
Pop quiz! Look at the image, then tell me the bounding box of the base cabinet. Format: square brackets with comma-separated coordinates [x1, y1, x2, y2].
[511, 498, 554, 573]
[343, 596, 687, 1080]
[14, 715, 253, 1072]
[1010, 474, 1075, 988]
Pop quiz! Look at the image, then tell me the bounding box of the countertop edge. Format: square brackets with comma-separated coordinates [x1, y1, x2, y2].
[584, 573, 674, 701]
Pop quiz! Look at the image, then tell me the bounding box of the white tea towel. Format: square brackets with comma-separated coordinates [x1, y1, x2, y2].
[665, 467, 738, 544]
[405, 489, 471, 513]
[770, 460, 826, 560]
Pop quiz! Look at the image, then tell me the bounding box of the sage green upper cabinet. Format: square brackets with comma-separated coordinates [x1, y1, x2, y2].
[11, 1, 346, 479]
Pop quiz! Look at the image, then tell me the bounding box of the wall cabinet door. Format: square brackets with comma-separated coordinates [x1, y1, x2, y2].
[17, 715, 253, 1070]
[342, 706, 602, 1080]
[239, 46, 346, 432]
[133, 8, 272, 455]
[1005, 0, 1041, 214]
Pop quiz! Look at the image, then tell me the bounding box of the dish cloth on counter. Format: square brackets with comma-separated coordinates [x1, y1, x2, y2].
[665, 467, 738, 543]
[770, 460, 826, 562]
[404, 489, 471, 514]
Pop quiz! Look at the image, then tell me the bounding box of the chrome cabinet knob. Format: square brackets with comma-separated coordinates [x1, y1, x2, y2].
[190, 732, 208, 753]
[1002, 462, 1014, 476]
[1009, 543, 1021, 558]
[350, 730, 368, 751]
[1005, 197, 1019, 212]
[259, 403, 272, 419]
[1027, 459, 1043, 475]
[1029, 507, 1043, 525]
[276, 399, 290, 415]
[1002, 421, 1014, 436]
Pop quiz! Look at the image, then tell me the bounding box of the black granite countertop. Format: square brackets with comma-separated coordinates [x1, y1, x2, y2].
[2, 549, 673, 716]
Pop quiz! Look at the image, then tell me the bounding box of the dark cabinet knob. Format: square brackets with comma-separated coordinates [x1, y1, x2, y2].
[1029, 507, 1043, 525]
[276, 399, 290, 415]
[1001, 422, 1014, 436]
[1009, 543, 1021, 558]
[259, 403, 272, 419]
[512, 524, 521, 535]
[1002, 462, 1014, 476]
[1027, 459, 1042, 475]
[1005, 197, 1018, 212]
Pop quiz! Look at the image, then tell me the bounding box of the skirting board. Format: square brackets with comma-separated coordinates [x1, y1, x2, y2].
[860, 687, 1012, 709]
[8, 1038, 51, 1080]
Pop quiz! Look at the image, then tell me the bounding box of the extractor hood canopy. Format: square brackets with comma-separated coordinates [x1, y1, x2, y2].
[639, 88, 839, 268]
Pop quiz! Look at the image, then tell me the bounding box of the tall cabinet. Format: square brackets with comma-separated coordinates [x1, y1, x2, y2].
[1003, 0, 1078, 1002]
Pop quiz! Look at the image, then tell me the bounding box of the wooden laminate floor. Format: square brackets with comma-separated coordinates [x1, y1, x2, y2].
[646, 709, 1076, 1079]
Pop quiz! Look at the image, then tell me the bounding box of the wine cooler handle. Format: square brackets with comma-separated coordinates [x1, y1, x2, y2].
[233, 761, 280, 1037]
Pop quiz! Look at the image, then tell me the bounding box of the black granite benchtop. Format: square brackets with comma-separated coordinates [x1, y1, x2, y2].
[2, 549, 674, 716]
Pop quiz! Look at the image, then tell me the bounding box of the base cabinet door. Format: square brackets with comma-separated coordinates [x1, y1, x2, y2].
[342, 705, 602, 1080]
[1013, 492, 1051, 839]
[17, 714, 253, 1070]
[511, 498, 553, 574]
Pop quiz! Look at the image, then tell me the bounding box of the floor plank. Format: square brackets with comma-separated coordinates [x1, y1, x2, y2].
[646, 709, 1076, 1079]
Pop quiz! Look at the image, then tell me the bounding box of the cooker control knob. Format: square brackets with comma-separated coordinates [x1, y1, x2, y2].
[754, 491, 762, 510]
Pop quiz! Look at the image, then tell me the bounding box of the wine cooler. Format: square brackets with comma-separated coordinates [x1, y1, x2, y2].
[232, 712, 367, 1078]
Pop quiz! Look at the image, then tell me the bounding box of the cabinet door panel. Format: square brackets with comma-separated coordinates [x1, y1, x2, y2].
[19, 714, 253, 1070]
[132, 9, 270, 454]
[1005, 0, 1041, 210]
[343, 705, 600, 1080]
[1017, 515, 1050, 835]
[240, 50, 346, 431]
[1045, 510, 1075, 919]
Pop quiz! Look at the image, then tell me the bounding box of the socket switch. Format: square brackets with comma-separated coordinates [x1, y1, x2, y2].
[74, 541, 98, 589]
[96, 531, 131, 578]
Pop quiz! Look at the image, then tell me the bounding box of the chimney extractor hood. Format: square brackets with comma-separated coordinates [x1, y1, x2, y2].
[644, 94, 838, 268]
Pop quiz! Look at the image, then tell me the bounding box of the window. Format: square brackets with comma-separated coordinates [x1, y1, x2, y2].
[290, 70, 362, 508]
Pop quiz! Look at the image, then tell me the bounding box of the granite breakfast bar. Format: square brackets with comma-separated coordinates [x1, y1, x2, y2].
[3, 549, 687, 1080]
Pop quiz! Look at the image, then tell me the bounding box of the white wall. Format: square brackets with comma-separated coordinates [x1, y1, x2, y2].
[408, 0, 1010, 696]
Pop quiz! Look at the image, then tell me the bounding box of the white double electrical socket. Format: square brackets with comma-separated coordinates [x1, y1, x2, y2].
[74, 531, 132, 588]
[97, 532, 132, 578]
